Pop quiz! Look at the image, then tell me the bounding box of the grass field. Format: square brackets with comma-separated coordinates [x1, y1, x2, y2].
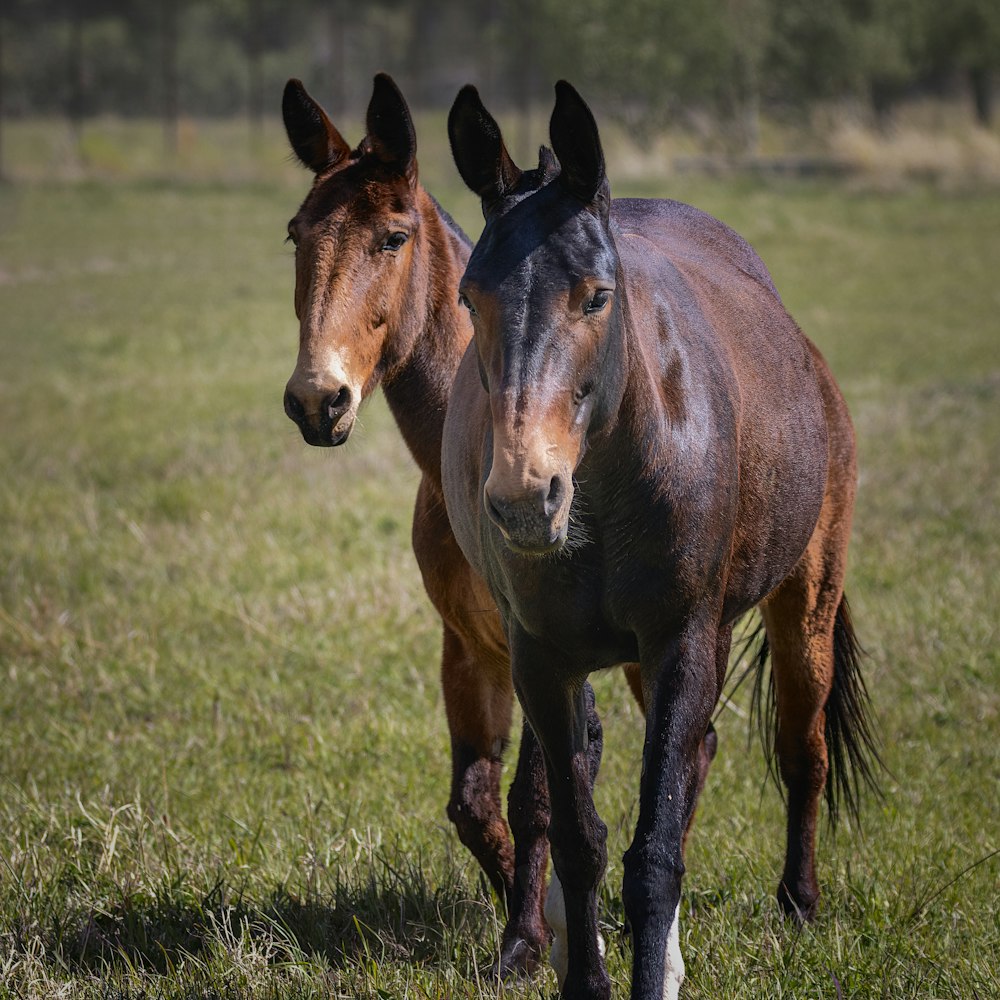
[1, 155, 998, 998]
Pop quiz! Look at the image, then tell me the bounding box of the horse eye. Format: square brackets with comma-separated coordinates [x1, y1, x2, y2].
[383, 231, 408, 252]
[573, 382, 594, 405]
[459, 293, 478, 317]
[585, 290, 610, 314]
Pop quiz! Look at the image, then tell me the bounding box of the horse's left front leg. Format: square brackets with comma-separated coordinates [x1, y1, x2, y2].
[623, 618, 721, 1000]
[495, 714, 551, 977]
[511, 628, 610, 1000]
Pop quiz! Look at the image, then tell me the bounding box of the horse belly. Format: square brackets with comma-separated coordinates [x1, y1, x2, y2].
[725, 361, 829, 617]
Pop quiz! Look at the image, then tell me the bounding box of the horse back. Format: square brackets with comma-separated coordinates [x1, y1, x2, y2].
[612, 198, 782, 303]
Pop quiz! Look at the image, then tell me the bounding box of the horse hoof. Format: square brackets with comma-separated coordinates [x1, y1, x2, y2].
[777, 881, 819, 923]
[492, 936, 544, 981]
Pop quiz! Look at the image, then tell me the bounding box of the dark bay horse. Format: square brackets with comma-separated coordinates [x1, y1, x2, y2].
[280, 74, 658, 974]
[445, 81, 880, 999]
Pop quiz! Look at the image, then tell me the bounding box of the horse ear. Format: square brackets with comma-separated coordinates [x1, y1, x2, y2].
[282, 79, 351, 174]
[549, 80, 608, 213]
[448, 84, 522, 212]
[366, 73, 417, 180]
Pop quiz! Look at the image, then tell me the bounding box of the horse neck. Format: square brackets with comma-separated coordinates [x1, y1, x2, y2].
[381, 187, 473, 489]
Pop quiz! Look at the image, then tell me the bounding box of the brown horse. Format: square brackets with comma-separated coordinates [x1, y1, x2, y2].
[445, 81, 881, 999]
[280, 74, 663, 974]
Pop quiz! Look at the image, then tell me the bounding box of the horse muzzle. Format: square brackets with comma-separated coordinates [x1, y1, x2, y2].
[484, 474, 570, 556]
[283, 384, 357, 447]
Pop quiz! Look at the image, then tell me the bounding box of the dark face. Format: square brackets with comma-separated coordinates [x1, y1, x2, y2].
[281, 75, 420, 447]
[459, 178, 620, 553]
[449, 82, 621, 555]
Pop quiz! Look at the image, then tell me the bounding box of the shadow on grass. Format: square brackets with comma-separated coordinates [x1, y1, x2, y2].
[32, 858, 497, 976]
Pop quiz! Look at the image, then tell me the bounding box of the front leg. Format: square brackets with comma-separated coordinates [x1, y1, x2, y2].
[511, 628, 610, 1000]
[623, 620, 721, 1000]
[440, 625, 516, 904]
[501, 685, 605, 980]
[496, 715, 551, 977]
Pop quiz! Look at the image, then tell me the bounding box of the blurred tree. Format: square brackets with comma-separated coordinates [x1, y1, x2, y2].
[766, 0, 936, 129]
[67, 1, 84, 149]
[476, 0, 501, 100]
[408, 0, 439, 108]
[504, 0, 542, 160]
[925, 0, 1000, 125]
[0, 0, 991, 178]
[768, 0, 859, 103]
[857, 0, 932, 129]
[721, 0, 773, 154]
[524, 0, 774, 153]
[160, 0, 182, 155]
[60, 0, 137, 157]
[0, 3, 6, 181]
[214, 0, 309, 137]
[321, 0, 352, 117]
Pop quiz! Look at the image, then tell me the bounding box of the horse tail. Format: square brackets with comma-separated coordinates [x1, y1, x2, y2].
[823, 595, 883, 825]
[748, 596, 882, 827]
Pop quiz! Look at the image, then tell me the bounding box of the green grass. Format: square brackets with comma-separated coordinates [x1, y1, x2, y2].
[0, 168, 997, 999]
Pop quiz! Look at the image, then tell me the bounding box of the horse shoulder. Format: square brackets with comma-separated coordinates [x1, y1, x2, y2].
[613, 205, 820, 427]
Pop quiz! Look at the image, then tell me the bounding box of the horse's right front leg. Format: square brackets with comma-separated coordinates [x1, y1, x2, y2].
[498, 679, 606, 980]
[512, 628, 610, 1000]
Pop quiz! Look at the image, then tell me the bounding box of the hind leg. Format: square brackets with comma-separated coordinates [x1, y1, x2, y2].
[760, 458, 854, 920]
[441, 625, 517, 904]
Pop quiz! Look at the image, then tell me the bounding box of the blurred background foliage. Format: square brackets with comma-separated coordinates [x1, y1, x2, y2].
[0, 0, 998, 176]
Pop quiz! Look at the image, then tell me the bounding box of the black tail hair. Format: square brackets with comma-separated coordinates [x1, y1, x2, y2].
[745, 595, 883, 827]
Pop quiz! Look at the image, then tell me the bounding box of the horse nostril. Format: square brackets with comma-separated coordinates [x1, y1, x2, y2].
[544, 476, 566, 518]
[325, 385, 352, 421]
[284, 388, 306, 424]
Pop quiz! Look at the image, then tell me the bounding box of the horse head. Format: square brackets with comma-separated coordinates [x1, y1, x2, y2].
[282, 73, 423, 446]
[448, 81, 626, 554]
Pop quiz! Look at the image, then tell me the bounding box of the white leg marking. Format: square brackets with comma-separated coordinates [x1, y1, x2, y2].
[662, 904, 685, 1000]
[544, 871, 605, 988]
[544, 871, 568, 987]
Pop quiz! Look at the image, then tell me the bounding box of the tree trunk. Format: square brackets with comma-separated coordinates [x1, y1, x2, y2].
[161, 0, 179, 157]
[970, 66, 994, 127]
[732, 46, 760, 158]
[508, 0, 536, 163]
[247, 0, 264, 142]
[68, 2, 85, 163]
[479, 0, 499, 100]
[408, 0, 436, 107]
[871, 78, 895, 134]
[0, 8, 6, 182]
[327, 0, 348, 117]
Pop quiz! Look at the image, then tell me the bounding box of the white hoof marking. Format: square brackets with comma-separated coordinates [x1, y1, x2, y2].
[662, 905, 685, 1000]
[544, 872, 605, 988]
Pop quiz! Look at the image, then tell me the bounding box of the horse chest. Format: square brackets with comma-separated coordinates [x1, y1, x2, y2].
[481, 510, 692, 667]
[480, 543, 635, 666]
